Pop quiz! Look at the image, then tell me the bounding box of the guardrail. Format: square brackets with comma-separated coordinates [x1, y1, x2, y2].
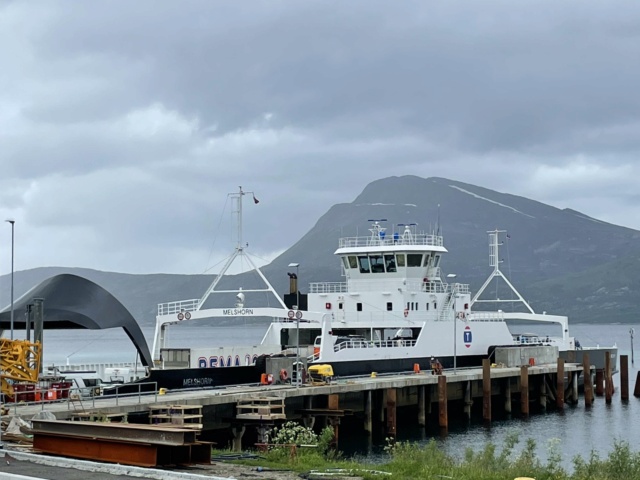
[2, 382, 159, 415]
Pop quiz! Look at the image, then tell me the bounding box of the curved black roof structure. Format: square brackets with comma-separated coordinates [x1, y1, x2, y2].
[0, 274, 152, 367]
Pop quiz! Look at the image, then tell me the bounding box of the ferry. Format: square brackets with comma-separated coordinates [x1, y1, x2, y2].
[132, 187, 617, 390]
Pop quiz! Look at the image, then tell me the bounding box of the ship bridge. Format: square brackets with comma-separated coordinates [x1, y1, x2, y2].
[334, 221, 448, 284]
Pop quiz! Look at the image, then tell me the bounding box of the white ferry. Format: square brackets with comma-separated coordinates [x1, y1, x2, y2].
[138, 188, 616, 390]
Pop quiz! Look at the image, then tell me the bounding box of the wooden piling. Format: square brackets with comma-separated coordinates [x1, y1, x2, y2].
[620, 355, 629, 401]
[438, 375, 448, 429]
[583, 353, 593, 407]
[605, 352, 613, 404]
[572, 371, 579, 405]
[386, 388, 397, 437]
[556, 358, 565, 410]
[364, 390, 373, 435]
[504, 378, 512, 414]
[482, 358, 491, 422]
[418, 386, 426, 427]
[520, 366, 529, 416]
[426, 385, 433, 415]
[328, 394, 340, 444]
[595, 369, 604, 396]
[634, 372, 640, 398]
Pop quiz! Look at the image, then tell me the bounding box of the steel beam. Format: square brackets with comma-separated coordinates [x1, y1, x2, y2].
[31, 419, 197, 446]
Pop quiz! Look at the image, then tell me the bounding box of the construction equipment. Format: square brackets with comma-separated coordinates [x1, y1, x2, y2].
[308, 364, 334, 385]
[1, 338, 42, 401]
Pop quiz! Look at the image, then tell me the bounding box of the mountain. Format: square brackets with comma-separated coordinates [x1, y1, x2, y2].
[2, 176, 640, 328]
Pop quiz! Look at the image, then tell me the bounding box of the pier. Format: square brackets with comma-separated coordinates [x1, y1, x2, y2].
[4, 356, 608, 454]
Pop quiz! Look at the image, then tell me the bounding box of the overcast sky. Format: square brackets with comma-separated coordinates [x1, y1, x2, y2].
[2, 1, 640, 276]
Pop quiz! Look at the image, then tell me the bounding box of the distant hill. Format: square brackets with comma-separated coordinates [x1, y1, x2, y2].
[2, 176, 639, 327]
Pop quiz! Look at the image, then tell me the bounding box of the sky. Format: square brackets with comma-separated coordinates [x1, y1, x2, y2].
[2, 0, 640, 276]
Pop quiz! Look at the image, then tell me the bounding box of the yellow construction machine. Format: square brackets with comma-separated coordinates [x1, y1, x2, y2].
[308, 364, 334, 385]
[1, 338, 42, 402]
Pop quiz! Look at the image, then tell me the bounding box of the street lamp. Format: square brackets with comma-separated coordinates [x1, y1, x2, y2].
[5, 219, 15, 340]
[288, 262, 300, 386]
[447, 273, 458, 373]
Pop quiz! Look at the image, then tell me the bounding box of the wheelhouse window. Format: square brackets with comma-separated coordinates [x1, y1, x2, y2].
[342, 257, 350, 270]
[357, 303, 363, 312]
[386, 302, 393, 311]
[422, 255, 430, 267]
[370, 255, 384, 273]
[396, 254, 406, 267]
[384, 254, 396, 272]
[358, 256, 371, 273]
[407, 254, 423, 267]
[433, 255, 441, 267]
[348, 256, 358, 269]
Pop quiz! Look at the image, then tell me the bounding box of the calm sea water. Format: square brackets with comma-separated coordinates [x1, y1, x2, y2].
[37, 322, 640, 468]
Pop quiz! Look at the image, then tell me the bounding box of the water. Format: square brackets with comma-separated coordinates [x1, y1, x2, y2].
[37, 322, 640, 469]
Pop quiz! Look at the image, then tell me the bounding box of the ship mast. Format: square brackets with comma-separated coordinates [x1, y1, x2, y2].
[470, 229, 534, 314]
[196, 187, 286, 310]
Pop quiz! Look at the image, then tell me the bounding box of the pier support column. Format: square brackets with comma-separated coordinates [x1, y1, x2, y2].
[583, 354, 593, 407]
[572, 371, 579, 405]
[605, 352, 613, 404]
[364, 390, 373, 435]
[539, 375, 547, 411]
[438, 376, 448, 430]
[634, 372, 640, 398]
[482, 359, 491, 423]
[231, 425, 246, 452]
[595, 369, 604, 396]
[328, 394, 340, 446]
[426, 385, 433, 415]
[463, 381, 472, 421]
[520, 366, 529, 416]
[556, 358, 565, 410]
[504, 378, 512, 414]
[418, 386, 426, 427]
[302, 416, 316, 429]
[386, 388, 397, 438]
[620, 355, 629, 402]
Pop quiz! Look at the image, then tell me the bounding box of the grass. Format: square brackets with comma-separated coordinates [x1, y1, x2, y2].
[216, 432, 640, 480]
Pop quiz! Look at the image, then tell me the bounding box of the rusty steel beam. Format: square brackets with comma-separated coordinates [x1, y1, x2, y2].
[31, 419, 197, 446]
[34, 433, 160, 467]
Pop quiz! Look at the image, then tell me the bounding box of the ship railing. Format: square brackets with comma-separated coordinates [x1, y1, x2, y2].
[339, 234, 444, 248]
[447, 283, 470, 294]
[333, 338, 417, 352]
[309, 282, 348, 294]
[468, 311, 505, 322]
[158, 299, 199, 316]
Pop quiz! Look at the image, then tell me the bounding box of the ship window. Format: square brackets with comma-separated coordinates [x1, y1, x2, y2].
[396, 254, 405, 267]
[357, 303, 363, 312]
[384, 254, 396, 272]
[370, 255, 384, 273]
[342, 257, 350, 269]
[406, 302, 410, 310]
[423, 255, 430, 267]
[434, 302, 437, 309]
[348, 256, 358, 268]
[407, 254, 422, 267]
[358, 256, 371, 273]
[339, 302, 343, 310]
[433, 255, 441, 267]
[386, 302, 392, 311]
[425, 303, 429, 310]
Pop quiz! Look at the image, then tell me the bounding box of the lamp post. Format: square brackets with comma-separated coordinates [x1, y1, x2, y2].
[5, 219, 15, 340]
[631, 328, 635, 365]
[288, 262, 300, 386]
[447, 273, 458, 373]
